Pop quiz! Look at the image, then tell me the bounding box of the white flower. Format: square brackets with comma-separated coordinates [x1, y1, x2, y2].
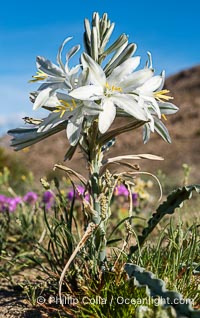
[69, 53, 151, 133]
[8, 13, 179, 153]
[134, 70, 179, 143]
[29, 62, 102, 146]
[31, 37, 81, 110]
[32, 67, 102, 145]
[8, 91, 102, 148]
[34, 91, 102, 146]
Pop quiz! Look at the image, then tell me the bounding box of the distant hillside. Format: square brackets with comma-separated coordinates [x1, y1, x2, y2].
[1, 65, 200, 184]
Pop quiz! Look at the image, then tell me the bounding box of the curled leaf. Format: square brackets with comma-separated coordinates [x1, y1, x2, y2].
[103, 153, 164, 165]
[54, 164, 87, 186]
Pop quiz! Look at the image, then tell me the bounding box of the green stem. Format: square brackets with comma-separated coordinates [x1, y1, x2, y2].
[87, 122, 107, 264]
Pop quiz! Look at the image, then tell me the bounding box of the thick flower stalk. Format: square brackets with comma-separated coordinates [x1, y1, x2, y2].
[8, 12, 179, 264]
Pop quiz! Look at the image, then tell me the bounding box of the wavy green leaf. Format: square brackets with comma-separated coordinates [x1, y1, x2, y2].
[125, 263, 200, 318]
[130, 185, 200, 255]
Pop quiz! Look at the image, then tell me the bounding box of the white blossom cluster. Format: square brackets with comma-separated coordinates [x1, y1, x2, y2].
[8, 12, 178, 150]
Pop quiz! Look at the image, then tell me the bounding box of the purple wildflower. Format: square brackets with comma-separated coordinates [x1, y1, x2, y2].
[67, 190, 74, 201]
[7, 197, 22, 212]
[23, 192, 38, 204]
[132, 192, 139, 206]
[0, 195, 22, 212]
[114, 185, 129, 197]
[42, 191, 55, 209]
[114, 186, 139, 206]
[67, 186, 89, 202]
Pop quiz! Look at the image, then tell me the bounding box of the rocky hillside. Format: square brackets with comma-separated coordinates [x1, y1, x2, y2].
[1, 65, 200, 184]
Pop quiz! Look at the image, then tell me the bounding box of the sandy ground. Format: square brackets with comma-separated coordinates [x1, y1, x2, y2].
[0, 278, 47, 318]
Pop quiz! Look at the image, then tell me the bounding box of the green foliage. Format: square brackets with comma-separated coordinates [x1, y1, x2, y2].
[0, 203, 44, 277]
[125, 262, 199, 318]
[129, 185, 200, 255]
[0, 162, 200, 317]
[75, 272, 176, 318]
[75, 219, 199, 317]
[137, 221, 200, 302]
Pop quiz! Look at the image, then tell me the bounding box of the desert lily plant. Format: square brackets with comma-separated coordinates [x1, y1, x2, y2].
[8, 12, 200, 317]
[9, 13, 178, 262]
[8, 12, 178, 263]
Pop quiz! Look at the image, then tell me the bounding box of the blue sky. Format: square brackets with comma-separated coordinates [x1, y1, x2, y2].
[0, 0, 200, 135]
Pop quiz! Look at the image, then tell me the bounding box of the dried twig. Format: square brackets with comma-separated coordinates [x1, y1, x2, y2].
[59, 222, 97, 306]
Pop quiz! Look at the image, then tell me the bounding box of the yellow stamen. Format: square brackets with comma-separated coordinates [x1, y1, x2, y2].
[22, 147, 30, 153]
[105, 82, 122, 93]
[105, 82, 110, 89]
[29, 70, 48, 83]
[162, 114, 167, 121]
[72, 99, 76, 108]
[154, 89, 174, 102]
[53, 99, 77, 118]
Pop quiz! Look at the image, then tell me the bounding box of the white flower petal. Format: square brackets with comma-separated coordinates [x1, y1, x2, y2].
[69, 85, 103, 101]
[145, 110, 155, 132]
[98, 99, 116, 133]
[35, 92, 72, 109]
[38, 81, 71, 91]
[154, 118, 171, 143]
[57, 37, 73, 72]
[83, 101, 103, 115]
[40, 95, 59, 107]
[78, 68, 90, 86]
[84, 108, 101, 116]
[120, 68, 154, 92]
[57, 93, 75, 103]
[69, 64, 81, 76]
[36, 56, 65, 77]
[139, 75, 163, 92]
[81, 53, 106, 86]
[142, 95, 161, 118]
[37, 112, 71, 132]
[67, 44, 80, 60]
[33, 87, 53, 110]
[67, 116, 83, 146]
[143, 123, 151, 144]
[158, 102, 179, 115]
[111, 94, 148, 121]
[107, 56, 141, 85]
[158, 70, 165, 91]
[45, 77, 66, 83]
